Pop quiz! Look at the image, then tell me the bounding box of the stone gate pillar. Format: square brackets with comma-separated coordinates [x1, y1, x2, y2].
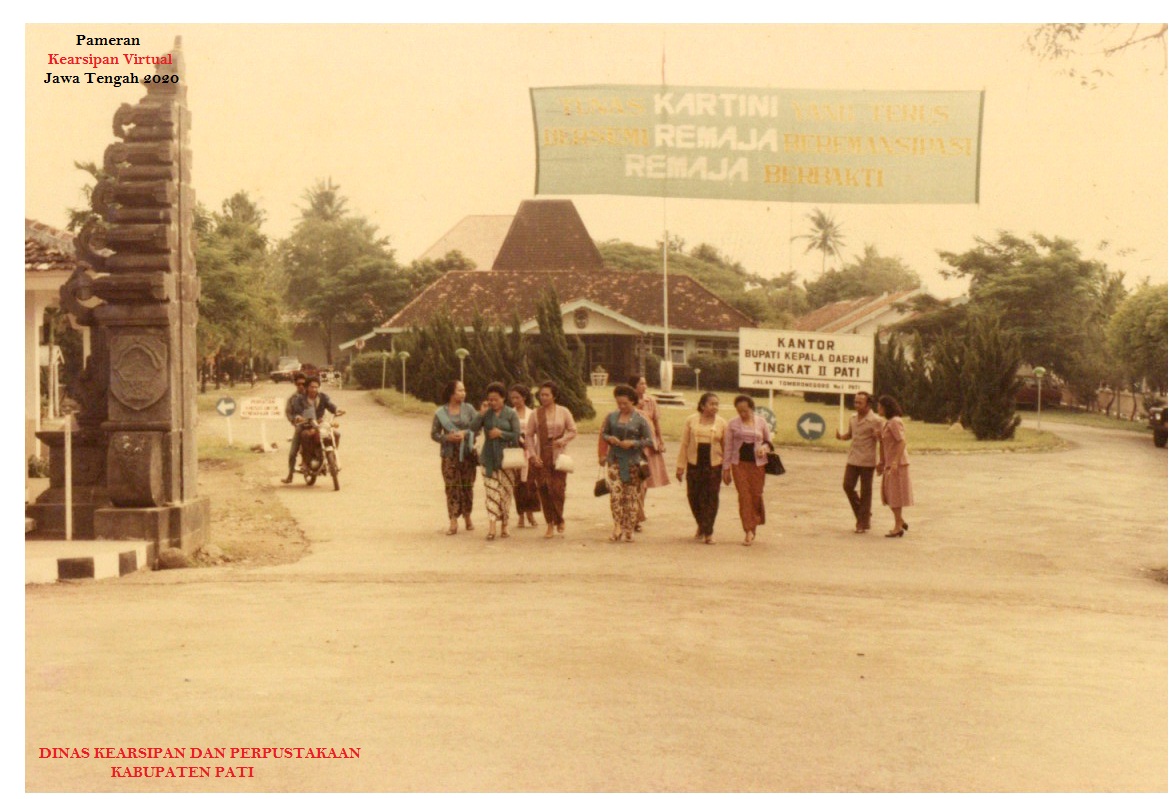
[74, 37, 209, 552]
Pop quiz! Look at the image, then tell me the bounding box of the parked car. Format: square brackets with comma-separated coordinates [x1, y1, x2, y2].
[270, 357, 319, 383]
[1014, 377, 1063, 409]
[1148, 403, 1168, 448]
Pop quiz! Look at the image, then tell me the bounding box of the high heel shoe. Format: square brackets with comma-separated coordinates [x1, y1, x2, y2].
[885, 529, 904, 538]
[487, 520, 497, 540]
[902, 521, 909, 531]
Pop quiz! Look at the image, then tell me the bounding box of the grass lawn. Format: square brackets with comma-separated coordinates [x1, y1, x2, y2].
[368, 385, 1067, 454]
[1036, 406, 1149, 433]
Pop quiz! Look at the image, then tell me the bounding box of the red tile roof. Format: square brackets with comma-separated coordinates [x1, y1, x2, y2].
[793, 290, 920, 333]
[380, 270, 755, 333]
[25, 219, 81, 272]
[491, 200, 603, 272]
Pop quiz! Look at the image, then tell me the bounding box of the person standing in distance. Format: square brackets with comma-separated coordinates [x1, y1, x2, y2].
[280, 373, 307, 484]
[835, 391, 884, 534]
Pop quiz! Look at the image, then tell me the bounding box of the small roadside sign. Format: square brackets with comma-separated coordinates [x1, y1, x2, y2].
[796, 412, 826, 440]
[238, 397, 285, 420]
[215, 397, 236, 417]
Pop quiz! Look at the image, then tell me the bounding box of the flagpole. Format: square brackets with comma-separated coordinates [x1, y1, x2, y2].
[660, 34, 671, 391]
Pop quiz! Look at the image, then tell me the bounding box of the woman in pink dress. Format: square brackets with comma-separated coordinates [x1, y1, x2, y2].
[630, 375, 670, 529]
[876, 394, 913, 538]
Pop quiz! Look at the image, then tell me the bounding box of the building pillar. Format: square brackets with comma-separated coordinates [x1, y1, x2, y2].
[26, 291, 43, 462]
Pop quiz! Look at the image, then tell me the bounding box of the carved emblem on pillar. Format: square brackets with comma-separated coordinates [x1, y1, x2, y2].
[110, 333, 169, 411]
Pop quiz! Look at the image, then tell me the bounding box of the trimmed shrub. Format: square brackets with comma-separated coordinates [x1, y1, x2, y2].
[350, 352, 393, 390]
[689, 354, 740, 391]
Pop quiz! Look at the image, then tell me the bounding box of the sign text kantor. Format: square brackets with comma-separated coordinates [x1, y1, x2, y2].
[738, 328, 874, 394]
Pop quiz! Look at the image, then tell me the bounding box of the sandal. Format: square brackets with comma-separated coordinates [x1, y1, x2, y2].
[544, 525, 555, 539]
[500, 528, 510, 539]
[464, 515, 474, 531]
[625, 530, 633, 542]
[704, 535, 714, 545]
[743, 532, 753, 547]
[447, 520, 458, 536]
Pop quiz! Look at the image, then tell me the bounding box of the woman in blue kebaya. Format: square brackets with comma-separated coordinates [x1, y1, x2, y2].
[597, 384, 655, 542]
[431, 380, 478, 535]
[470, 382, 521, 541]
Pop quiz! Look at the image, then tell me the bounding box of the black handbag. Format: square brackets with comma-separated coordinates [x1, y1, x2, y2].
[637, 460, 652, 481]
[594, 467, 609, 497]
[765, 450, 785, 476]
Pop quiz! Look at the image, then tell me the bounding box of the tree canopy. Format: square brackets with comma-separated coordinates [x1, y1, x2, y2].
[936, 232, 1125, 397]
[194, 191, 288, 362]
[1109, 282, 1168, 393]
[278, 181, 404, 356]
[804, 243, 921, 309]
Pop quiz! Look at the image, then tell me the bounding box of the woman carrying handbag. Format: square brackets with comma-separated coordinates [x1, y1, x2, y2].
[525, 381, 578, 538]
[471, 382, 521, 540]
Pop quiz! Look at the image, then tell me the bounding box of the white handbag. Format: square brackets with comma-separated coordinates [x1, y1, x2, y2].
[555, 453, 574, 473]
[501, 447, 526, 470]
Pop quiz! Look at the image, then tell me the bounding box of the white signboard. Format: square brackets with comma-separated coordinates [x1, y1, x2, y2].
[739, 328, 874, 393]
[237, 397, 285, 420]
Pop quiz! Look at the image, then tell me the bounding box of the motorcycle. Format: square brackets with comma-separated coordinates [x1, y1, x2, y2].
[294, 410, 344, 490]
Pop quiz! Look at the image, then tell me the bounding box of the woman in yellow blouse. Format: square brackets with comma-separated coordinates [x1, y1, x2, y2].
[675, 392, 727, 545]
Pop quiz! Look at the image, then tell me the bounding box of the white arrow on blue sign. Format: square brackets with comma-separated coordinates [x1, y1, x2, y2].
[215, 397, 236, 417]
[796, 412, 826, 440]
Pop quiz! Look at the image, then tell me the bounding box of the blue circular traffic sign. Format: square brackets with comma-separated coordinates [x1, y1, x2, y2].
[754, 406, 777, 434]
[796, 412, 826, 440]
[215, 397, 237, 417]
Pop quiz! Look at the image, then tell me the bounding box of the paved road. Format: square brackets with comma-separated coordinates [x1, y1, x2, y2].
[25, 386, 1167, 791]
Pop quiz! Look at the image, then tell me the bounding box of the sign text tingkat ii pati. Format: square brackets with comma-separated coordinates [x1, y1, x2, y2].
[739, 329, 874, 394]
[532, 85, 984, 204]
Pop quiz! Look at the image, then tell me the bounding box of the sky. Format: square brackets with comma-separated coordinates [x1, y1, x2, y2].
[23, 23, 1169, 299]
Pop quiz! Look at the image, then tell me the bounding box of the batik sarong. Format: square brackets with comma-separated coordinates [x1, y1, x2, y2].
[484, 468, 516, 522]
[441, 451, 476, 520]
[606, 462, 642, 537]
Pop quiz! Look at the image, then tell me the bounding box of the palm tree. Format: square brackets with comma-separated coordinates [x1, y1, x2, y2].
[792, 208, 846, 274]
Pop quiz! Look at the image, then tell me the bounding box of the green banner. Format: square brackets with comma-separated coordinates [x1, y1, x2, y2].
[532, 85, 984, 204]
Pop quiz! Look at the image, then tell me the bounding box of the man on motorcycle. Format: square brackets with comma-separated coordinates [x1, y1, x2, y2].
[290, 376, 345, 457]
[280, 373, 307, 484]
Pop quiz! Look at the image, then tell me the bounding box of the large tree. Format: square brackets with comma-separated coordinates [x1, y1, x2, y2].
[1109, 282, 1168, 394]
[804, 243, 921, 309]
[278, 181, 405, 356]
[194, 192, 289, 373]
[937, 232, 1125, 392]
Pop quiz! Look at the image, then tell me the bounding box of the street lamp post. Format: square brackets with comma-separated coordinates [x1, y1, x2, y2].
[1033, 366, 1047, 431]
[455, 347, 469, 384]
[693, 367, 700, 393]
[398, 351, 410, 407]
[381, 351, 389, 390]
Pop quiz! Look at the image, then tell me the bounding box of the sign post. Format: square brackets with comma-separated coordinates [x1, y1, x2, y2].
[216, 396, 236, 445]
[239, 396, 285, 451]
[398, 351, 411, 407]
[1033, 366, 1047, 431]
[64, 412, 74, 541]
